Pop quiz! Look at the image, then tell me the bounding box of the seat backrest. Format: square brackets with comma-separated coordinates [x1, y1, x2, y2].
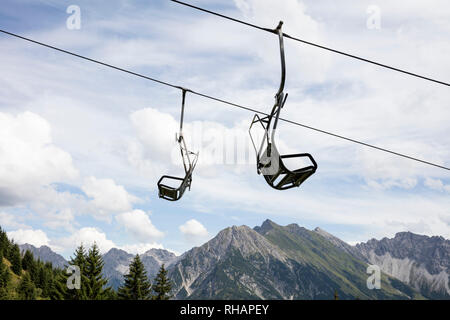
[259, 144, 280, 175]
[159, 185, 179, 201]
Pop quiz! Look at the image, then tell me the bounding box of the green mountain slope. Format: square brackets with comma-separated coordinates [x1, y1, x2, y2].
[258, 220, 423, 299]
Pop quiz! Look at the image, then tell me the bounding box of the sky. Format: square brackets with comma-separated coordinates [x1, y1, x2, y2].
[0, 0, 449, 259]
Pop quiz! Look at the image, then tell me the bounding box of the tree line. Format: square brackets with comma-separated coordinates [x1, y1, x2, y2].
[0, 226, 173, 300]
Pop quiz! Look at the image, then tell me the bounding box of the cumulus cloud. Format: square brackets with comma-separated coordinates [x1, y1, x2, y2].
[58, 227, 116, 254]
[82, 176, 139, 217]
[130, 108, 178, 162]
[179, 219, 209, 243]
[116, 209, 165, 242]
[55, 227, 173, 257]
[127, 108, 180, 182]
[7, 229, 50, 247]
[0, 111, 78, 206]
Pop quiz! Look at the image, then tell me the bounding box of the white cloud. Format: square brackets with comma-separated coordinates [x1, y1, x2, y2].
[179, 219, 209, 243]
[57, 227, 116, 254]
[424, 178, 450, 193]
[116, 209, 164, 242]
[7, 229, 50, 247]
[54, 227, 175, 257]
[0, 111, 78, 206]
[130, 108, 178, 162]
[0, 212, 30, 229]
[118, 243, 165, 255]
[82, 176, 139, 217]
[127, 108, 179, 181]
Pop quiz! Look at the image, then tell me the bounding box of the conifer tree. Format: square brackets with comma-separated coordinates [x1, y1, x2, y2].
[67, 244, 88, 300]
[18, 273, 37, 300]
[10, 244, 22, 275]
[28, 259, 39, 284]
[118, 254, 152, 300]
[152, 264, 173, 300]
[38, 265, 55, 298]
[50, 270, 68, 300]
[71, 244, 87, 274]
[85, 243, 110, 300]
[22, 250, 34, 271]
[0, 228, 8, 257]
[52, 244, 89, 300]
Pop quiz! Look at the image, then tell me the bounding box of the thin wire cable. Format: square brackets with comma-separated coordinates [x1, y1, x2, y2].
[0, 28, 448, 171]
[0, 30, 180, 90]
[171, 0, 450, 87]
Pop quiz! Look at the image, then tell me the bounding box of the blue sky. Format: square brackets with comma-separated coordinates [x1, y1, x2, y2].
[0, 0, 449, 259]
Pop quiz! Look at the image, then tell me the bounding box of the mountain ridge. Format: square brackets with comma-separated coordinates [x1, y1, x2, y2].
[169, 220, 424, 299]
[16, 221, 448, 299]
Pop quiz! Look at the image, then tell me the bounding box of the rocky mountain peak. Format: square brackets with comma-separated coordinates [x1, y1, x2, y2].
[314, 227, 331, 236]
[209, 224, 284, 259]
[141, 248, 178, 266]
[19, 243, 67, 269]
[104, 248, 130, 257]
[253, 219, 278, 235]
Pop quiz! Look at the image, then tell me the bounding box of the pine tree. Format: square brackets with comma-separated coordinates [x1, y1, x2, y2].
[18, 273, 37, 300]
[10, 244, 22, 275]
[66, 244, 88, 300]
[85, 243, 110, 300]
[151, 264, 173, 300]
[22, 250, 34, 271]
[50, 269, 68, 300]
[28, 259, 39, 284]
[118, 254, 152, 300]
[52, 244, 89, 300]
[37, 265, 55, 298]
[71, 244, 87, 274]
[0, 228, 8, 257]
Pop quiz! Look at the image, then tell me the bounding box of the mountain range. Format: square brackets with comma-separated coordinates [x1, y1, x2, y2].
[19, 220, 449, 299]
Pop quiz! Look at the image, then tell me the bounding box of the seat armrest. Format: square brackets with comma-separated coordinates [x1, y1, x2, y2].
[280, 153, 318, 169]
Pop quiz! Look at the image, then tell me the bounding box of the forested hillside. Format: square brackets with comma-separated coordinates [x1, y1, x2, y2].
[0, 226, 173, 300]
[0, 227, 61, 299]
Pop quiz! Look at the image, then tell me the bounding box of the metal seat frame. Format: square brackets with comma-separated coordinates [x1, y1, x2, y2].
[157, 89, 199, 201]
[249, 21, 318, 190]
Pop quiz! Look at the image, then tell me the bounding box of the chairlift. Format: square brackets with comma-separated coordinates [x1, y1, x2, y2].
[249, 21, 317, 190]
[157, 89, 199, 200]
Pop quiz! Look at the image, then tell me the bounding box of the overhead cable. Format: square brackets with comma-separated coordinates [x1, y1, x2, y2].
[0, 28, 448, 171]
